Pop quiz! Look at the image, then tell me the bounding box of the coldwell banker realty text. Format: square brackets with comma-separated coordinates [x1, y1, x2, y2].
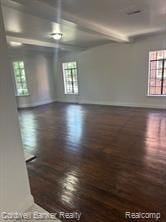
[1, 211, 82, 221]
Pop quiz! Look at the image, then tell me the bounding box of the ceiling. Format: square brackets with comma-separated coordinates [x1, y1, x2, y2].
[2, 0, 166, 52]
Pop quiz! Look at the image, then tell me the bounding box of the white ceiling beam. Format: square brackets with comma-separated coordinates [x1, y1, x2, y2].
[6, 35, 84, 51]
[3, 0, 130, 43]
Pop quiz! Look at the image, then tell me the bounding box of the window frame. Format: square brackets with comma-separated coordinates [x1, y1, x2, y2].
[62, 61, 79, 95]
[12, 60, 30, 97]
[147, 50, 166, 97]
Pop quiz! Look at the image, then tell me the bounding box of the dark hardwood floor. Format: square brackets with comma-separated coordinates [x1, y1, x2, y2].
[19, 103, 166, 222]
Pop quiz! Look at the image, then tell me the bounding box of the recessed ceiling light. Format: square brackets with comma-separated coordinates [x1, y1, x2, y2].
[51, 33, 63, 40]
[9, 41, 23, 47]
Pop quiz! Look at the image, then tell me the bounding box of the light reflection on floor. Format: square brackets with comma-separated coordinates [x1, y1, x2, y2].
[19, 112, 38, 152]
[65, 105, 84, 146]
[144, 113, 166, 165]
[60, 169, 80, 207]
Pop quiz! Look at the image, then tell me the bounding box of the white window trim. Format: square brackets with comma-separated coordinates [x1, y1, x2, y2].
[13, 60, 30, 97]
[62, 61, 79, 95]
[147, 50, 166, 97]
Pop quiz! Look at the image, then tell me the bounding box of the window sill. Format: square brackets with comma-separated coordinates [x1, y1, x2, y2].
[64, 93, 79, 96]
[147, 94, 166, 97]
[16, 94, 30, 97]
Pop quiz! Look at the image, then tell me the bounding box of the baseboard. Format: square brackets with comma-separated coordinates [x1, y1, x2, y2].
[16, 194, 34, 214]
[55, 100, 79, 104]
[20, 97, 166, 110]
[57, 99, 166, 109]
[55, 99, 79, 104]
[18, 99, 56, 109]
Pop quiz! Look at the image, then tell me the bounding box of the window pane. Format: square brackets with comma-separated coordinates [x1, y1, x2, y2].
[155, 87, 161, 94]
[157, 61, 163, 69]
[150, 61, 157, 70]
[148, 50, 166, 95]
[21, 69, 25, 76]
[19, 62, 24, 68]
[149, 51, 157, 60]
[150, 79, 155, 87]
[12, 61, 29, 96]
[13, 62, 19, 69]
[163, 87, 166, 94]
[67, 63, 73, 69]
[164, 80, 166, 86]
[62, 62, 78, 94]
[157, 50, 164, 59]
[64, 63, 68, 69]
[150, 70, 156, 78]
[156, 79, 161, 87]
[16, 83, 21, 89]
[21, 76, 25, 82]
[156, 69, 162, 79]
[149, 87, 156, 95]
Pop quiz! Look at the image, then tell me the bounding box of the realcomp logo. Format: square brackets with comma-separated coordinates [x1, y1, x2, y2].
[125, 212, 161, 221]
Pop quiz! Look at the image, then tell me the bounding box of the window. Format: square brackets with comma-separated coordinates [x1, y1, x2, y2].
[148, 50, 166, 96]
[13, 61, 29, 96]
[62, 62, 78, 95]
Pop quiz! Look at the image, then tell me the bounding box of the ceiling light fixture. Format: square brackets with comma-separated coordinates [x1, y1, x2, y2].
[9, 41, 23, 47]
[51, 33, 63, 40]
[127, 10, 141, 16]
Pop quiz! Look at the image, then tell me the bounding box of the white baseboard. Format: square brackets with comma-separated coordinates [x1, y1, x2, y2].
[56, 99, 166, 109]
[56, 98, 79, 104]
[18, 99, 56, 109]
[78, 99, 166, 109]
[20, 96, 166, 109]
[16, 194, 34, 214]
[56, 100, 79, 104]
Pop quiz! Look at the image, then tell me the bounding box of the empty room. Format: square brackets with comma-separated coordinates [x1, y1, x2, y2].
[0, 0, 166, 221]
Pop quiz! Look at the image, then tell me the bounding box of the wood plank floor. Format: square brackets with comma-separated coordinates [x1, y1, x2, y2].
[19, 103, 166, 222]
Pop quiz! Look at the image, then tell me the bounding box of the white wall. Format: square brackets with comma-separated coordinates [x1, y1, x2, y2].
[54, 33, 166, 109]
[10, 52, 56, 108]
[0, 4, 33, 215]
